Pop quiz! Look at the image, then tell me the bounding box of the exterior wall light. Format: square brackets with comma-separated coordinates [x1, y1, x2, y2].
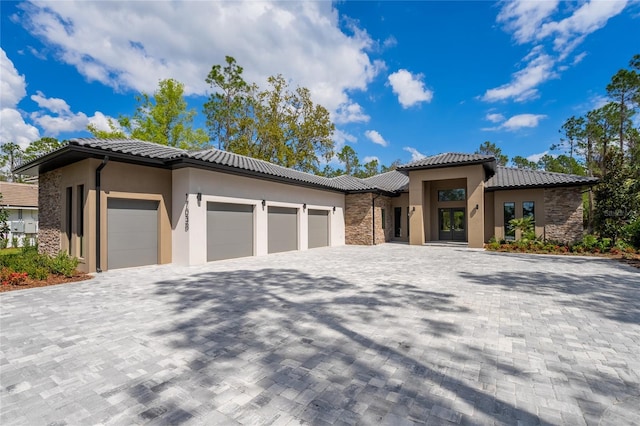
[333, 206, 336, 212]
[262, 199, 266, 209]
[197, 192, 202, 203]
[303, 203, 307, 211]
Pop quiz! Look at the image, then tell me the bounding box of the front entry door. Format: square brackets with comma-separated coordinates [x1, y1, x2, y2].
[438, 208, 466, 241]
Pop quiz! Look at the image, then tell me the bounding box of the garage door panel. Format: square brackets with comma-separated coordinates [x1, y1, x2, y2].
[268, 206, 297, 254]
[207, 202, 253, 261]
[308, 209, 329, 248]
[107, 198, 159, 270]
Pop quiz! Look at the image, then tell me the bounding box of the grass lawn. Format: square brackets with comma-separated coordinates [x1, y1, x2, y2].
[0, 248, 22, 256]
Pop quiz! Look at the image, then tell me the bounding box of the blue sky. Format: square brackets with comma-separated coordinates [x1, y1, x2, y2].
[1, 1, 639, 168]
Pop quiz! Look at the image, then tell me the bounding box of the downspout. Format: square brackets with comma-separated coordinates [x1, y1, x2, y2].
[372, 191, 381, 245]
[95, 156, 109, 273]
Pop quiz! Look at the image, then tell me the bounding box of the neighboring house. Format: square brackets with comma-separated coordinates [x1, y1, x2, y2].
[14, 138, 598, 273]
[0, 181, 39, 247]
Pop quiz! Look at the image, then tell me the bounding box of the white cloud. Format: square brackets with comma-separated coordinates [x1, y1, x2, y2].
[490, 1, 629, 104]
[0, 49, 40, 148]
[526, 151, 548, 162]
[334, 102, 370, 124]
[363, 155, 379, 164]
[19, 1, 383, 118]
[31, 91, 71, 115]
[382, 36, 397, 49]
[0, 49, 27, 108]
[486, 113, 505, 123]
[364, 130, 388, 147]
[403, 147, 426, 162]
[481, 50, 557, 102]
[0, 109, 40, 149]
[497, 0, 560, 44]
[387, 69, 433, 108]
[29, 91, 118, 136]
[483, 113, 547, 131]
[538, 1, 628, 57]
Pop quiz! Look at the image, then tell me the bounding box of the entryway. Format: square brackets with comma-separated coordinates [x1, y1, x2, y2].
[438, 208, 466, 241]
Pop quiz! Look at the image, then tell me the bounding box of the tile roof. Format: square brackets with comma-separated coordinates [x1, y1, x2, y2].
[0, 182, 38, 207]
[15, 139, 599, 195]
[361, 170, 409, 192]
[397, 152, 495, 171]
[70, 138, 187, 159]
[190, 149, 356, 191]
[486, 166, 598, 190]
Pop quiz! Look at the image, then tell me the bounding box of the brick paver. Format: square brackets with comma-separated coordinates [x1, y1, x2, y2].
[1, 244, 639, 425]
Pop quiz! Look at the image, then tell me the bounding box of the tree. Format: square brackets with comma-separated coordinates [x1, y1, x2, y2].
[87, 119, 127, 139]
[475, 141, 508, 166]
[204, 56, 256, 150]
[336, 145, 360, 175]
[0, 194, 9, 248]
[119, 79, 208, 149]
[204, 57, 336, 174]
[355, 159, 380, 178]
[537, 154, 585, 175]
[593, 155, 636, 242]
[559, 116, 586, 161]
[381, 159, 402, 173]
[606, 65, 639, 153]
[511, 156, 538, 170]
[23, 137, 62, 162]
[0, 142, 24, 182]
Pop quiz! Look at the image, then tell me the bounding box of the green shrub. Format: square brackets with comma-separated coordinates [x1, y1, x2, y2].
[0, 248, 78, 280]
[623, 218, 640, 249]
[48, 252, 79, 277]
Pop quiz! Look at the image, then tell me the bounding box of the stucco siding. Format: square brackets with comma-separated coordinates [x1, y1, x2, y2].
[172, 168, 345, 265]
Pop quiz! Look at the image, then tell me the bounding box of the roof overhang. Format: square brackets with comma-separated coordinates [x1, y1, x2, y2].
[484, 180, 599, 192]
[14, 144, 171, 176]
[398, 158, 497, 179]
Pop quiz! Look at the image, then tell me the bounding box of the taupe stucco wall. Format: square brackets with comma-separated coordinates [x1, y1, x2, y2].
[40, 159, 172, 273]
[408, 165, 486, 248]
[493, 189, 545, 240]
[544, 187, 584, 243]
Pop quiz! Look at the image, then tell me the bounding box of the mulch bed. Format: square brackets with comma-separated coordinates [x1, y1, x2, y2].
[0, 273, 93, 293]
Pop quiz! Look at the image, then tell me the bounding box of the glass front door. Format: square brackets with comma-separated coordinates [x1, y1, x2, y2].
[438, 208, 466, 241]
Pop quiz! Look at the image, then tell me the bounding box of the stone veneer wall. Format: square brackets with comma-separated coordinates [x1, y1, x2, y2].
[544, 186, 584, 243]
[345, 193, 393, 245]
[38, 170, 62, 256]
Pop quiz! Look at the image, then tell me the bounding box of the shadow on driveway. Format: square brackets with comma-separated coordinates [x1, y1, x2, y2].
[148, 268, 543, 425]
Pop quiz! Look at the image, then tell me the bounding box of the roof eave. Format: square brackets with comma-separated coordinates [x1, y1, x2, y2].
[485, 180, 599, 192]
[14, 144, 174, 176]
[397, 158, 495, 172]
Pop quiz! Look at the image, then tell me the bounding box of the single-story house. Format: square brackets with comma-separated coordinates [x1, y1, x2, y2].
[0, 181, 39, 247]
[15, 138, 598, 272]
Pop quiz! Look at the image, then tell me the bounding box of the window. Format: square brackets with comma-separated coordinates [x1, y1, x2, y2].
[438, 188, 465, 202]
[523, 201, 535, 223]
[77, 185, 85, 257]
[381, 208, 386, 229]
[504, 202, 515, 240]
[66, 187, 73, 254]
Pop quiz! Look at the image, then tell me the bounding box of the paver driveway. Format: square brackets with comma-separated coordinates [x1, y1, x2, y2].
[1, 245, 639, 425]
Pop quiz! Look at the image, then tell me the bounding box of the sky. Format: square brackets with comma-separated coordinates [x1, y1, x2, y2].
[1, 0, 639, 169]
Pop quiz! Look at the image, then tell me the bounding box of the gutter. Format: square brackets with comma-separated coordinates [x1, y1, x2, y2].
[95, 156, 109, 273]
